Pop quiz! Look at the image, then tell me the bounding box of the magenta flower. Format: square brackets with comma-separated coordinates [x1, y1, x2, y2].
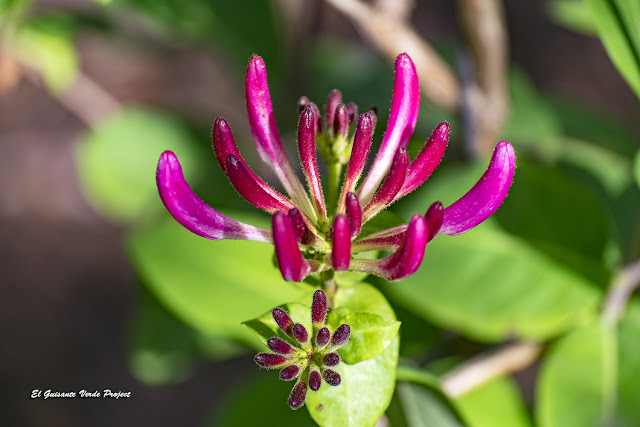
[157, 53, 516, 282]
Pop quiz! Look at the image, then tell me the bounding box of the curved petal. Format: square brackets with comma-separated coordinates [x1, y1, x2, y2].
[331, 214, 351, 271]
[350, 214, 427, 280]
[157, 151, 272, 243]
[395, 122, 450, 200]
[272, 211, 312, 282]
[338, 112, 374, 212]
[298, 107, 327, 223]
[344, 192, 362, 239]
[362, 147, 410, 222]
[425, 201, 444, 241]
[246, 55, 316, 221]
[439, 141, 516, 235]
[358, 53, 420, 204]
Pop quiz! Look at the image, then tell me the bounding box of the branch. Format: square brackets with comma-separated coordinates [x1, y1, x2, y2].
[601, 258, 640, 325]
[441, 341, 541, 398]
[326, 0, 461, 112]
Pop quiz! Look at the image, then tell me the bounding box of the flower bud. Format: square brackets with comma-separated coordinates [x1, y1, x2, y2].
[254, 353, 291, 368]
[309, 365, 322, 392]
[292, 323, 309, 344]
[272, 308, 294, 334]
[331, 324, 351, 347]
[280, 364, 301, 381]
[267, 337, 297, 355]
[315, 327, 331, 349]
[288, 380, 308, 410]
[323, 368, 341, 386]
[311, 290, 327, 326]
[322, 352, 340, 367]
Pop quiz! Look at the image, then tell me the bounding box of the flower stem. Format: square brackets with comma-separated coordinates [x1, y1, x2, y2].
[321, 270, 338, 310]
[326, 162, 343, 217]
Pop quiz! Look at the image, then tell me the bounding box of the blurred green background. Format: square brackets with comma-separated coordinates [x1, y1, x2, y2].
[1, 0, 639, 426]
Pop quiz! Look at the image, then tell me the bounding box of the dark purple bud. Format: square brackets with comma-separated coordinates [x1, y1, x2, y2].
[345, 192, 362, 238]
[279, 364, 301, 381]
[288, 380, 307, 410]
[311, 290, 328, 326]
[292, 323, 309, 344]
[254, 353, 291, 368]
[326, 89, 342, 128]
[309, 368, 322, 392]
[331, 324, 351, 347]
[268, 337, 297, 355]
[315, 327, 331, 348]
[346, 102, 358, 126]
[272, 308, 293, 334]
[298, 96, 311, 113]
[425, 201, 444, 241]
[322, 352, 340, 367]
[331, 215, 351, 271]
[323, 368, 341, 386]
[333, 103, 349, 139]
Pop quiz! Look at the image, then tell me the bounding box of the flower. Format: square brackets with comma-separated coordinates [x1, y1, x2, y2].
[254, 290, 351, 409]
[156, 53, 516, 282]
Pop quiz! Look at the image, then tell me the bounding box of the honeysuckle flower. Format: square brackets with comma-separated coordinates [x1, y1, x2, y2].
[254, 290, 351, 409]
[156, 53, 516, 282]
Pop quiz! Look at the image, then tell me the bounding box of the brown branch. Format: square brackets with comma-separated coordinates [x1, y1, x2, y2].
[326, 0, 461, 112]
[441, 341, 541, 398]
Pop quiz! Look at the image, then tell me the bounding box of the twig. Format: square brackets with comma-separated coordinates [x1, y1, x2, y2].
[374, 0, 413, 22]
[441, 341, 541, 398]
[457, 0, 509, 155]
[325, 0, 461, 112]
[601, 258, 640, 325]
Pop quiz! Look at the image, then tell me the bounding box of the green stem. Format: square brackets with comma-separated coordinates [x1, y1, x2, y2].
[326, 162, 343, 217]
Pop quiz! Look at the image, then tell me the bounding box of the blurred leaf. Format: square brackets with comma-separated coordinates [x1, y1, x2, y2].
[77, 108, 203, 223]
[547, 0, 598, 35]
[586, 0, 640, 100]
[635, 149, 640, 188]
[306, 283, 399, 427]
[127, 214, 311, 347]
[455, 377, 533, 427]
[212, 373, 317, 427]
[13, 19, 77, 93]
[503, 69, 563, 159]
[615, 299, 640, 425]
[495, 159, 611, 285]
[387, 221, 601, 342]
[386, 382, 466, 427]
[243, 302, 312, 347]
[327, 307, 401, 364]
[536, 323, 616, 427]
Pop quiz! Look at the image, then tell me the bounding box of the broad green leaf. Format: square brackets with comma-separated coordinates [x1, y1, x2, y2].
[243, 302, 312, 347]
[127, 215, 311, 347]
[77, 108, 203, 223]
[14, 21, 77, 93]
[537, 323, 617, 427]
[212, 373, 317, 427]
[586, 0, 640, 100]
[387, 221, 601, 342]
[386, 382, 466, 427]
[327, 307, 401, 364]
[306, 282, 399, 427]
[547, 0, 598, 35]
[305, 337, 399, 427]
[455, 377, 532, 427]
[614, 299, 640, 425]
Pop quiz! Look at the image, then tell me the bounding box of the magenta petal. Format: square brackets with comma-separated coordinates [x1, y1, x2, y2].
[272, 211, 312, 282]
[226, 154, 295, 214]
[351, 214, 427, 281]
[326, 89, 342, 128]
[333, 103, 349, 139]
[439, 141, 516, 235]
[157, 151, 272, 243]
[345, 192, 362, 239]
[339, 112, 374, 212]
[396, 122, 450, 200]
[298, 107, 327, 222]
[245, 55, 316, 220]
[425, 201, 444, 241]
[331, 215, 352, 271]
[351, 225, 407, 252]
[358, 53, 420, 204]
[362, 147, 410, 221]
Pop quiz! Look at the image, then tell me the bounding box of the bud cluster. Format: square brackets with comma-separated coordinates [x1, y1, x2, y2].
[254, 290, 351, 409]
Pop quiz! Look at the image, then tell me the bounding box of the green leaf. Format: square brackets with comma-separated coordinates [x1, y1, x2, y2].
[547, 0, 598, 35]
[634, 149, 640, 189]
[614, 299, 640, 425]
[14, 20, 77, 93]
[305, 282, 399, 427]
[455, 377, 533, 427]
[536, 323, 617, 427]
[586, 0, 640, 100]
[77, 108, 202, 223]
[127, 215, 311, 347]
[386, 382, 466, 427]
[327, 307, 401, 364]
[387, 222, 601, 342]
